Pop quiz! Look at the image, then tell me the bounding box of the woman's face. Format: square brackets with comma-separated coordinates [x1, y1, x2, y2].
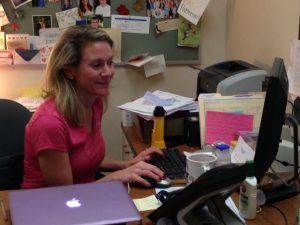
[70, 41, 114, 102]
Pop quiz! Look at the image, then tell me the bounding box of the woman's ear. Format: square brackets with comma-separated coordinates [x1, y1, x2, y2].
[63, 67, 75, 80]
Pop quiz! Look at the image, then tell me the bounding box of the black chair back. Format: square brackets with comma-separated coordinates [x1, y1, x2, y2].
[0, 99, 31, 190]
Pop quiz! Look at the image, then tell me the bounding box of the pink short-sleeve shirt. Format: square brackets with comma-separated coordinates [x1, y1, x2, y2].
[22, 98, 105, 189]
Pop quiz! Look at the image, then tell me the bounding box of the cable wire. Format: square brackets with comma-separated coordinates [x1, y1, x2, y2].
[267, 205, 288, 225]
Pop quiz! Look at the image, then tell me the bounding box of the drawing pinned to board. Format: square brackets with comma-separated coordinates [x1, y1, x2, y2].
[10, 0, 31, 8]
[177, 15, 201, 48]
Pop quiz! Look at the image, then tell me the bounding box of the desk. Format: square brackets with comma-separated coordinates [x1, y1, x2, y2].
[122, 126, 300, 225]
[0, 127, 299, 225]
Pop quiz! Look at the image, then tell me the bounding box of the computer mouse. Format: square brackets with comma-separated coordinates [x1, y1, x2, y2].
[143, 177, 172, 189]
[156, 177, 172, 188]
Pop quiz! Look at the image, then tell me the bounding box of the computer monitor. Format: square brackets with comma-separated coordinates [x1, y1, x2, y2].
[253, 58, 299, 204]
[254, 57, 289, 183]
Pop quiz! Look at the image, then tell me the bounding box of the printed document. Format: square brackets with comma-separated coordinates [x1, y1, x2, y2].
[177, 0, 210, 25]
[111, 15, 150, 34]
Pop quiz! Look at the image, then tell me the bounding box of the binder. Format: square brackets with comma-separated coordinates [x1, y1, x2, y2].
[198, 93, 265, 147]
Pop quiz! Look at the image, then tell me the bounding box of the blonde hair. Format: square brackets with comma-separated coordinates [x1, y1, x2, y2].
[42, 25, 113, 126]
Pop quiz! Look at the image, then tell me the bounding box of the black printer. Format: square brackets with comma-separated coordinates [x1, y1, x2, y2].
[196, 60, 267, 97]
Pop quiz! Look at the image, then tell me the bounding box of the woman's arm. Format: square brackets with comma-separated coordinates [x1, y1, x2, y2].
[97, 147, 165, 187]
[38, 150, 73, 186]
[98, 158, 128, 171]
[98, 147, 163, 171]
[98, 161, 165, 187]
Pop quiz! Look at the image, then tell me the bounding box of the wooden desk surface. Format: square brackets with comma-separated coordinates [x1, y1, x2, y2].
[0, 127, 298, 225]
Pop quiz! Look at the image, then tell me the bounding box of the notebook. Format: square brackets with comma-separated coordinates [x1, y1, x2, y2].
[9, 181, 142, 225]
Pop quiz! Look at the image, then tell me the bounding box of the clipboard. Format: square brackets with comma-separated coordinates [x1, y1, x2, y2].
[198, 93, 265, 147]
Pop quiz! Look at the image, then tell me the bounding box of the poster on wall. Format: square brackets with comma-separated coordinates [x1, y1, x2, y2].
[10, 0, 32, 8]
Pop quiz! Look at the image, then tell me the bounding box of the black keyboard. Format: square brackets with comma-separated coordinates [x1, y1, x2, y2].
[149, 148, 186, 179]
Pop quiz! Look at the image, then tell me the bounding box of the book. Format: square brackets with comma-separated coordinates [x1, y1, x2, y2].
[177, 0, 210, 25]
[177, 15, 201, 48]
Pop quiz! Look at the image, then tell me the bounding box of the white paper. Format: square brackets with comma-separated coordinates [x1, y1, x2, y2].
[133, 195, 162, 212]
[127, 56, 154, 67]
[56, 8, 81, 29]
[287, 39, 300, 97]
[177, 0, 210, 25]
[144, 91, 175, 106]
[118, 90, 196, 120]
[231, 136, 255, 163]
[144, 54, 166, 78]
[39, 28, 62, 46]
[111, 15, 150, 34]
[0, 3, 9, 27]
[225, 197, 246, 224]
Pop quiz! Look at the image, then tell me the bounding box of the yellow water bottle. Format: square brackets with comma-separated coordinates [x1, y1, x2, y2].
[151, 106, 166, 149]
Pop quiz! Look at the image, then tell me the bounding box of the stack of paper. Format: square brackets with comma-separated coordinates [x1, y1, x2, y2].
[118, 90, 197, 120]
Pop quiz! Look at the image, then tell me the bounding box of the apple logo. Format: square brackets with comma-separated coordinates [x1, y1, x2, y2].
[65, 198, 82, 208]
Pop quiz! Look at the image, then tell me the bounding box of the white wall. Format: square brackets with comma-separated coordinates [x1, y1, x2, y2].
[226, 0, 300, 71]
[0, 0, 228, 159]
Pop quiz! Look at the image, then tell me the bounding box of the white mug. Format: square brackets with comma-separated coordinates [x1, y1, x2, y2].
[186, 152, 217, 185]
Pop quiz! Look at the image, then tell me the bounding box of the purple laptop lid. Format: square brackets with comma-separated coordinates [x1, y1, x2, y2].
[9, 181, 142, 225]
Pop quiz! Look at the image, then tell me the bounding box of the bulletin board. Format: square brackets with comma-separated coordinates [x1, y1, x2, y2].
[1, 0, 201, 64]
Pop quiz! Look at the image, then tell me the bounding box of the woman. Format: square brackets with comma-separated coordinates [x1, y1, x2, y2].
[22, 25, 164, 189]
[78, 0, 93, 17]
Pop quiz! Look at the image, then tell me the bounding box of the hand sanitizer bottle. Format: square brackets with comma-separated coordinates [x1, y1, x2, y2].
[239, 160, 257, 220]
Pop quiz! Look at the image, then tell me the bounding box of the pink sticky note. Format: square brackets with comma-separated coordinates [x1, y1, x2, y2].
[205, 111, 254, 144]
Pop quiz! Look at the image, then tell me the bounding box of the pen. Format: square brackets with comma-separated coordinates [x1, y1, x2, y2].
[0, 198, 7, 221]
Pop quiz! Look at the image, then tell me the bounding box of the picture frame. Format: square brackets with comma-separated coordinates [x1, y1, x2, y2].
[32, 15, 52, 36]
[10, 0, 32, 9]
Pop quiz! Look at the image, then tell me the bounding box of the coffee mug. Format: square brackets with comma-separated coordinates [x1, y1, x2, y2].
[186, 152, 217, 185]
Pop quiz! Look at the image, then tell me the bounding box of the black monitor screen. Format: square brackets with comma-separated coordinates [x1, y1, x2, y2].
[254, 57, 289, 183]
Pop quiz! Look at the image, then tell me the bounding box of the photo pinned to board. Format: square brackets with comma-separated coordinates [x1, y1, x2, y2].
[32, 15, 52, 36]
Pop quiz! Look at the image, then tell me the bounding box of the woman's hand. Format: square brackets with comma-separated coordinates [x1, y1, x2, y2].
[100, 161, 165, 187]
[128, 146, 164, 166]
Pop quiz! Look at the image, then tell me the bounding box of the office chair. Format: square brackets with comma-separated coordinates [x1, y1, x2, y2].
[0, 99, 31, 190]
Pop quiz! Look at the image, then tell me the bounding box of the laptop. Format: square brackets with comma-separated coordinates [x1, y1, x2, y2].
[9, 181, 142, 225]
